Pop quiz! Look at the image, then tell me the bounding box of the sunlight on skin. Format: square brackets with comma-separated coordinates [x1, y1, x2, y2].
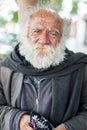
[27, 9, 64, 49]
[19, 9, 66, 69]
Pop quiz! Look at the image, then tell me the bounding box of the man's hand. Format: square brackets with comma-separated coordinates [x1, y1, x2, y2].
[55, 124, 67, 130]
[29, 112, 54, 130]
[19, 114, 33, 130]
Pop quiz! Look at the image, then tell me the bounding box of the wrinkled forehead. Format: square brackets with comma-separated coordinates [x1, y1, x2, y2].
[29, 9, 64, 29]
[30, 9, 58, 18]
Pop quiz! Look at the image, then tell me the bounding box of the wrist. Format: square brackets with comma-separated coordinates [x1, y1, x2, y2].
[55, 124, 67, 130]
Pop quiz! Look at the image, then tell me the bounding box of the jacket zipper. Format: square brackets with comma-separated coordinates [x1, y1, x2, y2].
[36, 80, 40, 113]
[27, 78, 48, 113]
[35, 78, 47, 113]
[26, 80, 40, 113]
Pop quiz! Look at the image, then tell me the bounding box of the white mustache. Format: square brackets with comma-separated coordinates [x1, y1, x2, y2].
[19, 38, 66, 69]
[34, 44, 54, 55]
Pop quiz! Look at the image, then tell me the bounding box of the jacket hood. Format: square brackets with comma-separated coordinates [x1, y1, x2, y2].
[1, 44, 87, 77]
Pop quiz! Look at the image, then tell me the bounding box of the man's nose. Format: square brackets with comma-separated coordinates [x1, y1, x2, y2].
[39, 32, 50, 45]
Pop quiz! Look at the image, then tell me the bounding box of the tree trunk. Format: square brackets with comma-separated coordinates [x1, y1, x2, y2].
[17, 0, 38, 20]
[51, 0, 55, 5]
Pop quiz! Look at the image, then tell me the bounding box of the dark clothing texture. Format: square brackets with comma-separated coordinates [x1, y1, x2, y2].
[0, 45, 87, 130]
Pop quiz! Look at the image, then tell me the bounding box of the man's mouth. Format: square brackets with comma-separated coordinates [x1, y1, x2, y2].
[34, 44, 54, 57]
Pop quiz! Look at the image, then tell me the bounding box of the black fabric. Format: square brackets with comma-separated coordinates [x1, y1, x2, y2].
[1, 44, 87, 77]
[0, 44, 87, 130]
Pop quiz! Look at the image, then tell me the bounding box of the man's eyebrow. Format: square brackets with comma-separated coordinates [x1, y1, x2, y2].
[32, 27, 42, 31]
[49, 29, 60, 33]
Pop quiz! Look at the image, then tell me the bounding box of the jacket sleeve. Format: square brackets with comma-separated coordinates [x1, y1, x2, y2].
[64, 65, 87, 130]
[0, 66, 29, 130]
[0, 83, 29, 130]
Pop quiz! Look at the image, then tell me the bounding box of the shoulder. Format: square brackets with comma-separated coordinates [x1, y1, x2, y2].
[66, 49, 87, 64]
[0, 66, 13, 86]
[0, 66, 13, 75]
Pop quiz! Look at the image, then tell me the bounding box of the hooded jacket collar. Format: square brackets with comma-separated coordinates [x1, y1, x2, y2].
[1, 44, 87, 78]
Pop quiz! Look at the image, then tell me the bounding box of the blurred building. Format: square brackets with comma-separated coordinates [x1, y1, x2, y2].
[66, 0, 87, 54]
[0, 0, 87, 56]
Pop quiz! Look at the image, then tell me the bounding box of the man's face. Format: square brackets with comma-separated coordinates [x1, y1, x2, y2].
[27, 10, 63, 48]
[19, 10, 66, 69]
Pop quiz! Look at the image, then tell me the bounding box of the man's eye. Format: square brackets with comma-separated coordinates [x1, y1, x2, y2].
[49, 31, 58, 37]
[33, 29, 41, 33]
[49, 30, 59, 37]
[51, 32, 57, 36]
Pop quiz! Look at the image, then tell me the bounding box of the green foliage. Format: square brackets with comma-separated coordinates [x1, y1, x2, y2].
[39, 0, 50, 5]
[11, 11, 18, 23]
[39, 0, 62, 11]
[54, 0, 62, 11]
[0, 17, 7, 27]
[70, 1, 78, 14]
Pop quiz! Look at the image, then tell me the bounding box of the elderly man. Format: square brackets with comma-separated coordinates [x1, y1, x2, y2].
[0, 7, 87, 130]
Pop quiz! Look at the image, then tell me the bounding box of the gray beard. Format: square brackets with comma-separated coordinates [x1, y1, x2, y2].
[19, 38, 66, 69]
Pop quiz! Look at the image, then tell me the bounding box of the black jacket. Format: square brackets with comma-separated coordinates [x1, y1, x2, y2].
[0, 45, 87, 130]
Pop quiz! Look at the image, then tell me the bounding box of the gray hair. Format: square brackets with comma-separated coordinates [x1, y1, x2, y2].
[19, 5, 71, 43]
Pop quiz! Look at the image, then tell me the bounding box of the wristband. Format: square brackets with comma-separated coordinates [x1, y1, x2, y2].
[29, 112, 54, 130]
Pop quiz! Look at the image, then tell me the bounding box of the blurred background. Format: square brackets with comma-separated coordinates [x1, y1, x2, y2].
[0, 0, 87, 58]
